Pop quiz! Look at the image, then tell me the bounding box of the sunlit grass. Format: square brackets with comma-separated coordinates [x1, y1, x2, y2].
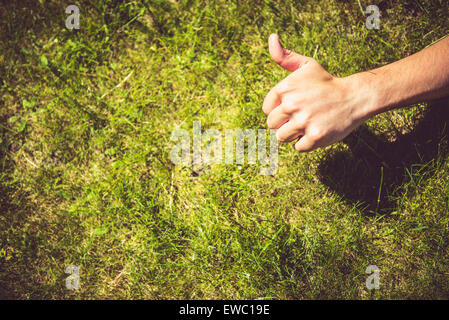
[1, 0, 449, 299]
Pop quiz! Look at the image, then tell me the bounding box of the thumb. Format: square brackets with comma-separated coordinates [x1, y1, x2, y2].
[268, 34, 312, 72]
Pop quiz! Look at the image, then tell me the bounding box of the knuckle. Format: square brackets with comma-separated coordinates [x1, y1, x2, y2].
[294, 119, 306, 130]
[294, 111, 311, 127]
[301, 110, 312, 121]
[280, 102, 297, 114]
[275, 81, 289, 94]
[308, 127, 325, 142]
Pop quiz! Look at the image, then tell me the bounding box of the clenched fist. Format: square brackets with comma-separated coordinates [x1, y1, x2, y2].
[263, 34, 372, 152]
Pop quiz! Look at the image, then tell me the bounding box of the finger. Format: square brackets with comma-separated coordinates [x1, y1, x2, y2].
[268, 33, 313, 72]
[267, 104, 291, 129]
[262, 87, 281, 115]
[294, 135, 316, 152]
[276, 120, 304, 142]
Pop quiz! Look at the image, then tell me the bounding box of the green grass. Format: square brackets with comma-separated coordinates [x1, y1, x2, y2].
[1, 0, 449, 299]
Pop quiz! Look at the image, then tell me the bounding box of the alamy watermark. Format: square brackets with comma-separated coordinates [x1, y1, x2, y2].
[366, 5, 381, 30]
[170, 121, 278, 175]
[65, 264, 80, 290]
[65, 5, 80, 30]
[365, 265, 380, 290]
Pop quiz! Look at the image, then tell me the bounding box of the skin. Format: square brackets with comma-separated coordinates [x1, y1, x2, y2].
[263, 34, 449, 152]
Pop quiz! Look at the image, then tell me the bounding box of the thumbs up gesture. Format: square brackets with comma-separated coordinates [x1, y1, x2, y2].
[263, 34, 371, 152]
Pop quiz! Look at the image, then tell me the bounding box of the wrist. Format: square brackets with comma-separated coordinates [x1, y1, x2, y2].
[344, 71, 384, 121]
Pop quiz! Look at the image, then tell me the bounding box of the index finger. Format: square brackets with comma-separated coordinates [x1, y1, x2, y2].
[262, 87, 281, 115]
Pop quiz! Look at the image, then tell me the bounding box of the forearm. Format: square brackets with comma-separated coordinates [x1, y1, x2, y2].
[351, 37, 449, 120]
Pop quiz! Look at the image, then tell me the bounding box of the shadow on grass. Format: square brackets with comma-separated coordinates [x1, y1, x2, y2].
[0, 107, 84, 299]
[317, 99, 449, 215]
[0, 1, 82, 299]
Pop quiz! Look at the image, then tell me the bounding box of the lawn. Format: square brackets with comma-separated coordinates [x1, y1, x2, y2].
[1, 0, 449, 299]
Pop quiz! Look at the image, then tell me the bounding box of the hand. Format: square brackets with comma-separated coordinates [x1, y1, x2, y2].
[263, 34, 371, 152]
